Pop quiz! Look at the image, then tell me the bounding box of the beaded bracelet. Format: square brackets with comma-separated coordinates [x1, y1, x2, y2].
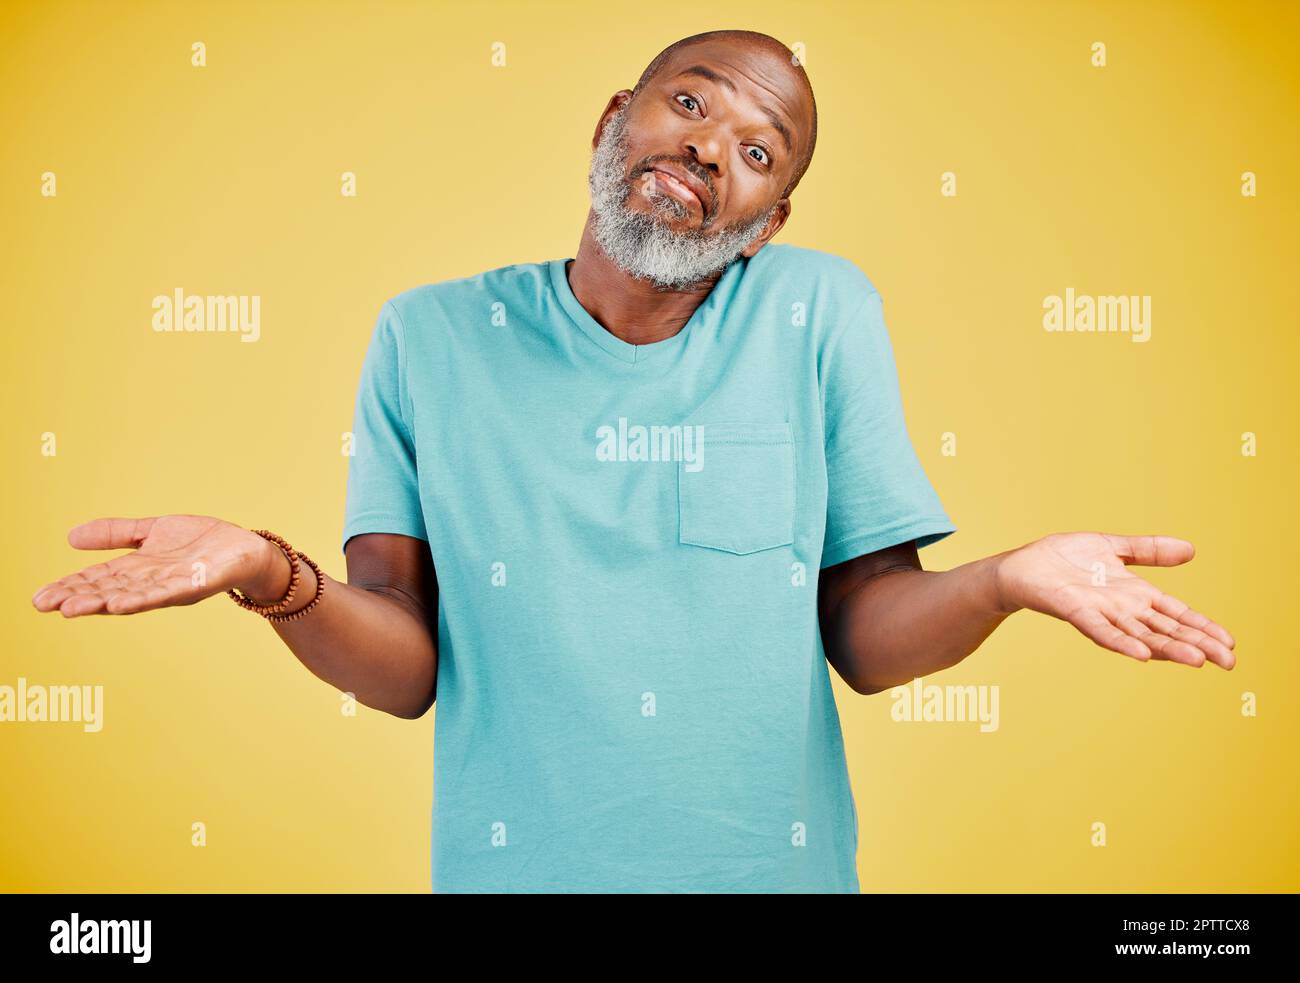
[227, 529, 325, 623]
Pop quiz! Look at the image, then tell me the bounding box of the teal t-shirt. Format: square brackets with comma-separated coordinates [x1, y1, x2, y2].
[341, 243, 955, 893]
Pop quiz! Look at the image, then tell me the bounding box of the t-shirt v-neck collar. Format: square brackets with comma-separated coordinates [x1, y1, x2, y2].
[547, 256, 745, 365]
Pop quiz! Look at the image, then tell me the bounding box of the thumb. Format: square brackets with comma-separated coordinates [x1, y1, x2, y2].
[1103, 534, 1195, 567]
[67, 517, 159, 551]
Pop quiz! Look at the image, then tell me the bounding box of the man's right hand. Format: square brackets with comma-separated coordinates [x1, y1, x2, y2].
[31, 515, 285, 618]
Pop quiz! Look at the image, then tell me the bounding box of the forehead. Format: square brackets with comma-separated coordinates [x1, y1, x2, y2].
[654, 40, 809, 159]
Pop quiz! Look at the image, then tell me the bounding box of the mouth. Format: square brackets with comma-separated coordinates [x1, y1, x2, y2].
[645, 163, 709, 216]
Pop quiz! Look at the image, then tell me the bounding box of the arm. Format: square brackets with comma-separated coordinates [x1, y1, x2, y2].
[818, 532, 1236, 696]
[32, 515, 439, 720]
[818, 541, 1009, 695]
[246, 530, 438, 719]
[813, 288, 1236, 691]
[32, 303, 440, 715]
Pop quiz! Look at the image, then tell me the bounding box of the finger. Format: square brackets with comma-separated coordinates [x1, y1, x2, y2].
[78, 564, 132, 587]
[1103, 534, 1195, 567]
[103, 576, 192, 615]
[1136, 609, 1235, 670]
[1116, 614, 1205, 667]
[1150, 592, 1235, 650]
[67, 517, 159, 551]
[32, 584, 74, 610]
[55, 580, 164, 618]
[33, 555, 155, 610]
[57, 590, 111, 618]
[1069, 608, 1151, 661]
[51, 576, 115, 617]
[32, 573, 98, 612]
[35, 569, 150, 613]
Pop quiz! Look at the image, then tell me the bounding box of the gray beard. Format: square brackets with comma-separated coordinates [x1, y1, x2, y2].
[587, 106, 777, 291]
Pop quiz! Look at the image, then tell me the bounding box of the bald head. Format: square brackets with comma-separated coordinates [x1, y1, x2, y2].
[629, 30, 817, 200]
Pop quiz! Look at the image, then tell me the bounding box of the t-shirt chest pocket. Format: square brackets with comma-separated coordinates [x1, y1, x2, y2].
[678, 422, 795, 555]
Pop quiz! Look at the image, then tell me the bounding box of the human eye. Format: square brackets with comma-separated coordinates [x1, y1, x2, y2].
[673, 93, 702, 114]
[746, 144, 772, 167]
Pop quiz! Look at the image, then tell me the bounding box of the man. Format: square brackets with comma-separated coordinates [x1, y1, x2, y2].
[32, 30, 1235, 894]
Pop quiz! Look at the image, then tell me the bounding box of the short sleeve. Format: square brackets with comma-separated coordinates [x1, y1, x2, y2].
[819, 288, 955, 568]
[341, 301, 429, 555]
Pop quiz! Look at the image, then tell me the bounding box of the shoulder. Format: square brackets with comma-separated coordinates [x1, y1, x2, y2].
[746, 243, 882, 347]
[382, 259, 552, 334]
[747, 243, 880, 305]
[746, 245, 886, 361]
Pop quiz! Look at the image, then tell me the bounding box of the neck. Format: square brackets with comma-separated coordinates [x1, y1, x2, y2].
[566, 210, 725, 346]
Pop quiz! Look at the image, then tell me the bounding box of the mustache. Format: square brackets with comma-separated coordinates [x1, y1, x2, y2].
[633, 156, 715, 215]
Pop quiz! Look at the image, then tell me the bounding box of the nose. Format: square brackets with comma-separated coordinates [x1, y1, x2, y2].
[682, 137, 722, 182]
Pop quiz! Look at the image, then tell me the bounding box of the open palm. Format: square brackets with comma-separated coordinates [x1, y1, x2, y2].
[31, 515, 271, 618]
[995, 532, 1236, 668]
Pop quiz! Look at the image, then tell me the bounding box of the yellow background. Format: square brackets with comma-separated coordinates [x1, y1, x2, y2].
[2, 0, 1296, 891]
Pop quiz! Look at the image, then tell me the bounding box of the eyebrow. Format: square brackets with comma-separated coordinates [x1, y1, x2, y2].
[673, 65, 795, 157]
